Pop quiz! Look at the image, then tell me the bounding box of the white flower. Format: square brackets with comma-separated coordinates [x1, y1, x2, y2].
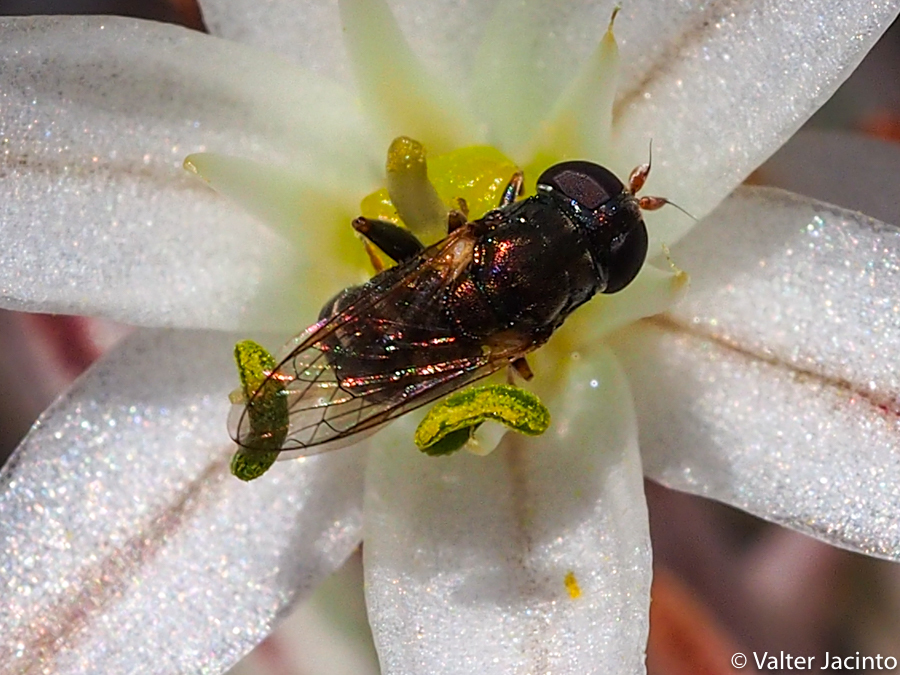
[1, 1, 899, 674]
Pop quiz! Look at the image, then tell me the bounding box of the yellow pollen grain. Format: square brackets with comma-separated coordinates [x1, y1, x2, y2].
[564, 571, 582, 599]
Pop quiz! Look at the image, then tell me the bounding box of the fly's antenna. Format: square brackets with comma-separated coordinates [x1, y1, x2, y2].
[630, 139, 697, 222]
[628, 140, 653, 195]
[638, 196, 698, 222]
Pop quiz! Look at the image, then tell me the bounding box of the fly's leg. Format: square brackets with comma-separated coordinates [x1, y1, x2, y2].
[447, 210, 468, 234]
[510, 356, 534, 381]
[361, 240, 387, 273]
[498, 171, 524, 207]
[353, 216, 426, 264]
[447, 197, 470, 234]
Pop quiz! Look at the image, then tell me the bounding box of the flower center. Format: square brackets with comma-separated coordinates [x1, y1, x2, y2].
[359, 140, 521, 246]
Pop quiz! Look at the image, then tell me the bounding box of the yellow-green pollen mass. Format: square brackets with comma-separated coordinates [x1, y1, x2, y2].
[230, 340, 288, 481]
[415, 384, 550, 456]
[359, 139, 523, 241]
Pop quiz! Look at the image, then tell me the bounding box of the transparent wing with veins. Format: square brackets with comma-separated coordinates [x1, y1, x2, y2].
[228, 227, 530, 457]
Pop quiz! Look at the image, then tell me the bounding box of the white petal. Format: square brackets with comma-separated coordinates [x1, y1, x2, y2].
[199, 0, 503, 101]
[1, 16, 377, 176]
[184, 153, 371, 309]
[611, 0, 900, 248]
[0, 329, 365, 674]
[472, 1, 619, 162]
[198, 0, 352, 81]
[558, 262, 689, 349]
[470, 0, 567, 155]
[0, 161, 301, 331]
[232, 556, 380, 675]
[612, 187, 900, 559]
[364, 348, 650, 675]
[522, 14, 620, 167]
[0, 16, 378, 329]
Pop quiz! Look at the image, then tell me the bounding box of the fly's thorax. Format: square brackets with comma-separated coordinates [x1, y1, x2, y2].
[460, 195, 604, 336]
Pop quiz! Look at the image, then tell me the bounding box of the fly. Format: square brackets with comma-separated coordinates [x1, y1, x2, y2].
[228, 157, 675, 467]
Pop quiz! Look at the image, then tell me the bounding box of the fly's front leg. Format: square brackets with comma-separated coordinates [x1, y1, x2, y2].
[499, 171, 524, 207]
[353, 217, 426, 266]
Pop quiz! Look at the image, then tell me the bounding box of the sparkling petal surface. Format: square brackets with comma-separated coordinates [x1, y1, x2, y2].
[198, 0, 352, 81]
[611, 0, 900, 248]
[364, 349, 651, 675]
[0, 329, 365, 675]
[0, 15, 376, 185]
[0, 164, 293, 330]
[611, 186, 900, 559]
[0, 15, 378, 329]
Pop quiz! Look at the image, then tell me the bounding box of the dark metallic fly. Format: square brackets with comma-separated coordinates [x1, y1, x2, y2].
[229, 160, 673, 456]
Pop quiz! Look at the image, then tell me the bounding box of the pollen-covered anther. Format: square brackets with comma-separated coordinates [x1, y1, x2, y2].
[415, 384, 550, 456]
[385, 136, 448, 240]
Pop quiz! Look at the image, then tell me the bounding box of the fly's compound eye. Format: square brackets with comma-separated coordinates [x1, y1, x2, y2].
[536, 161, 625, 210]
[602, 213, 648, 293]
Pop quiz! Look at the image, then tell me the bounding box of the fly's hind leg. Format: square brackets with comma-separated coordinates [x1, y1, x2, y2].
[510, 356, 534, 382]
[353, 217, 426, 268]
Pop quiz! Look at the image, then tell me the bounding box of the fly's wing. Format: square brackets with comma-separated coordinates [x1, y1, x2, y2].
[228, 228, 530, 457]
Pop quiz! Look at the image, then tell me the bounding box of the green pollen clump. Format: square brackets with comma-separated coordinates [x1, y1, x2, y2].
[230, 340, 289, 481]
[415, 384, 551, 456]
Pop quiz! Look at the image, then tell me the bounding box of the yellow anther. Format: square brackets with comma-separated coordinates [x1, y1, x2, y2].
[385, 136, 448, 241]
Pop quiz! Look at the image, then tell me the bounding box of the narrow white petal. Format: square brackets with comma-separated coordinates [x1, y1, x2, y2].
[470, 0, 562, 155]
[339, 0, 479, 153]
[472, 1, 621, 163]
[560, 262, 689, 348]
[523, 14, 620, 168]
[612, 187, 900, 559]
[364, 348, 650, 675]
[199, 0, 503, 108]
[0, 329, 365, 674]
[184, 153, 371, 310]
[611, 0, 900, 248]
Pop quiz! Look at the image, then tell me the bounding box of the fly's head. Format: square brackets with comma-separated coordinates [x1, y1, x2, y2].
[536, 160, 649, 294]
